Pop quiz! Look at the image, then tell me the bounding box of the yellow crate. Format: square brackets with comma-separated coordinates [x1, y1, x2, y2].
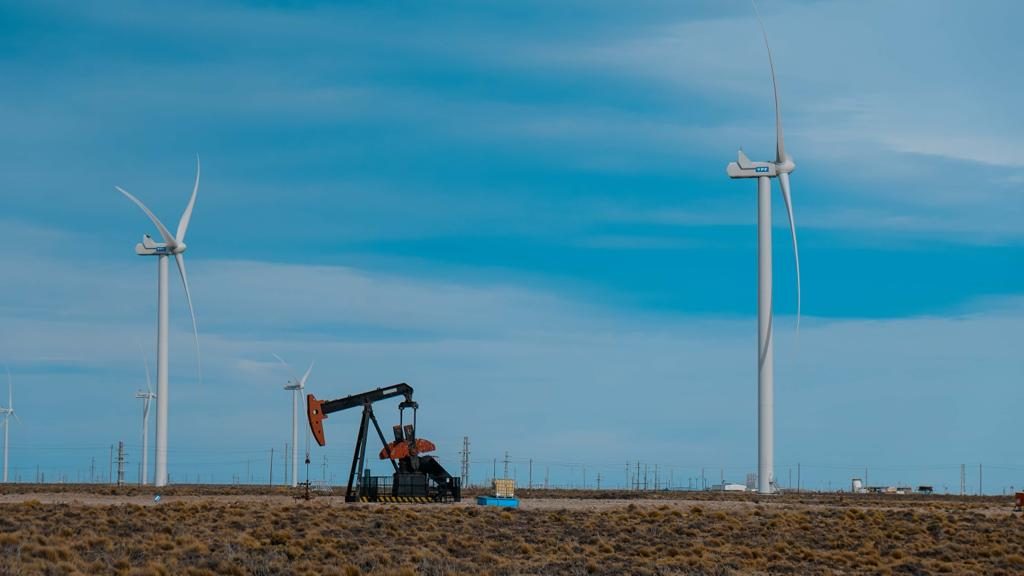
[493, 478, 516, 498]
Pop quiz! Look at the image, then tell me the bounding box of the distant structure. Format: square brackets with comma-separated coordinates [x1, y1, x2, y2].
[712, 483, 748, 492]
[460, 436, 470, 488]
[725, 2, 802, 495]
[116, 442, 126, 486]
[135, 357, 156, 485]
[116, 157, 203, 487]
[1, 367, 19, 483]
[272, 354, 314, 488]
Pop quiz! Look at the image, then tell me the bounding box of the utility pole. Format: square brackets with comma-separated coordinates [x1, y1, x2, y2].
[108, 445, 114, 485]
[596, 472, 601, 490]
[960, 464, 965, 496]
[492, 458, 496, 482]
[116, 442, 126, 487]
[459, 437, 470, 489]
[503, 451, 510, 478]
[644, 464, 649, 491]
[654, 464, 659, 490]
[701, 467, 705, 491]
[322, 456, 328, 482]
[528, 459, 533, 489]
[90, 457, 96, 483]
[544, 466, 549, 489]
[979, 463, 983, 496]
[269, 448, 274, 488]
[797, 463, 801, 494]
[635, 462, 641, 491]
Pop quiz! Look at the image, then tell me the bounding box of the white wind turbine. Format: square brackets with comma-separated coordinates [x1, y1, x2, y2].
[273, 354, 313, 488]
[1, 367, 20, 483]
[116, 157, 202, 487]
[725, 3, 801, 495]
[135, 357, 156, 485]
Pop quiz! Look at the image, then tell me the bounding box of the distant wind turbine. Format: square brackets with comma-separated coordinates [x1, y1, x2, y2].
[1, 367, 20, 483]
[273, 354, 313, 488]
[116, 157, 202, 487]
[135, 356, 157, 485]
[725, 2, 802, 495]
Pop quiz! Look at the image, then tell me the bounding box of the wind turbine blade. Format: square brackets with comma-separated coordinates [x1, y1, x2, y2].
[6, 366, 11, 411]
[176, 155, 200, 243]
[174, 253, 202, 385]
[115, 186, 177, 247]
[752, 0, 785, 164]
[136, 341, 153, 395]
[778, 172, 801, 333]
[271, 353, 291, 370]
[271, 353, 302, 385]
[144, 355, 153, 395]
[299, 361, 314, 388]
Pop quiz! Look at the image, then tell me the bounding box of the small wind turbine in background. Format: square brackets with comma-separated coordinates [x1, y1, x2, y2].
[135, 357, 157, 485]
[116, 156, 202, 487]
[273, 354, 314, 488]
[725, 1, 802, 495]
[1, 367, 20, 483]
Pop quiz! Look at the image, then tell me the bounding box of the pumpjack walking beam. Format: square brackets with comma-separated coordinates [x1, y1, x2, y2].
[307, 383, 418, 501]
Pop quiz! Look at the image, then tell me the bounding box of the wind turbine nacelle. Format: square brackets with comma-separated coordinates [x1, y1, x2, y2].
[727, 161, 776, 179]
[135, 235, 172, 256]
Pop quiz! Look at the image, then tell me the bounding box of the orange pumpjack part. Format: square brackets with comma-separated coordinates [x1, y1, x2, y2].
[307, 394, 327, 446]
[378, 438, 437, 460]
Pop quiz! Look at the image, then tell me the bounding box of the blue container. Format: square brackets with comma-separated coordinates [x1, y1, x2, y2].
[476, 495, 520, 508]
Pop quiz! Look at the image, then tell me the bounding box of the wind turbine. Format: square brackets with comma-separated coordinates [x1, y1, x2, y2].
[1, 367, 19, 483]
[725, 3, 801, 495]
[135, 357, 157, 485]
[116, 157, 202, 487]
[273, 354, 313, 488]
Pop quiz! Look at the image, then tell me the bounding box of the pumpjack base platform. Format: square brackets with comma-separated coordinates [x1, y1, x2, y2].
[358, 496, 444, 503]
[477, 495, 520, 508]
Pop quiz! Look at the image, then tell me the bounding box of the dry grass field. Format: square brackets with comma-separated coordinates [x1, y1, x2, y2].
[1, 485, 1022, 575]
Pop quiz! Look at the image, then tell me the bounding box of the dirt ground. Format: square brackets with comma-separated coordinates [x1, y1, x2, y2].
[0, 485, 1022, 575]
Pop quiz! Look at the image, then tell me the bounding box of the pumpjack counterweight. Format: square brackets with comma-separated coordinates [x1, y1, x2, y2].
[306, 383, 460, 503]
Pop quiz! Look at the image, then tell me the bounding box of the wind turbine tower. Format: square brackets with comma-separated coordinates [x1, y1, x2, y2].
[116, 157, 202, 487]
[725, 3, 802, 495]
[274, 355, 313, 488]
[135, 358, 157, 485]
[1, 367, 19, 483]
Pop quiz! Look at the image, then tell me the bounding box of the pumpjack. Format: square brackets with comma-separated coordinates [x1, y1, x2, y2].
[306, 383, 461, 503]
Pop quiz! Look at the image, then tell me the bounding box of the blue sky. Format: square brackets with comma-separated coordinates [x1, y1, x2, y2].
[1, 0, 1022, 492]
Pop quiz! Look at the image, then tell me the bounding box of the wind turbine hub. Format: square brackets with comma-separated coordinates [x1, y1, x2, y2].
[776, 157, 796, 174]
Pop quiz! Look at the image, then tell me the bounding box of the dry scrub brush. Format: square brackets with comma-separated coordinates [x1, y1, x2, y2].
[0, 496, 1022, 575]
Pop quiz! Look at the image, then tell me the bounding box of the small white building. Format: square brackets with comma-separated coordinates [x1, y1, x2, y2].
[711, 483, 748, 492]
